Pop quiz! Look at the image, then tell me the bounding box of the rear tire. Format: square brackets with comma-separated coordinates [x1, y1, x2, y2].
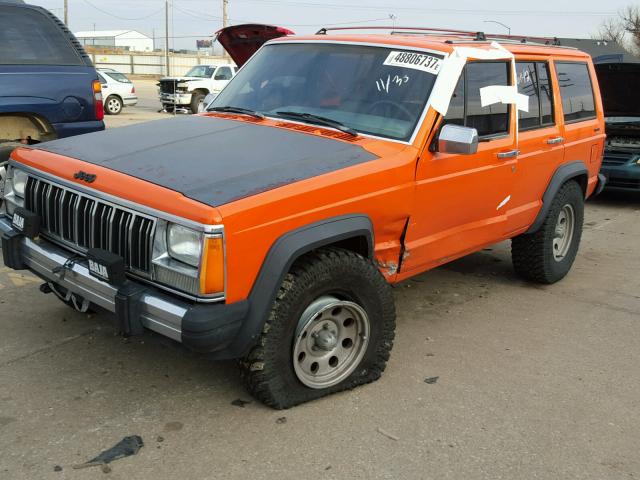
[511, 180, 584, 284]
[240, 247, 396, 409]
[105, 95, 123, 115]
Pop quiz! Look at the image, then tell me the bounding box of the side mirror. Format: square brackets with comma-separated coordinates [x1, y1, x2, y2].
[197, 93, 217, 113]
[214, 75, 227, 80]
[437, 124, 479, 155]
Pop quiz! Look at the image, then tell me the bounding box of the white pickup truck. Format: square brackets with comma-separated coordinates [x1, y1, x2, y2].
[158, 64, 237, 113]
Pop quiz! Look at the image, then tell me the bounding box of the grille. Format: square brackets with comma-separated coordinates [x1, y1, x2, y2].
[24, 176, 155, 273]
[159, 80, 177, 94]
[602, 152, 633, 166]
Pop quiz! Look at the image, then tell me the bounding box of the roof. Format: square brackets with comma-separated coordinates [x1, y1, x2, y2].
[75, 30, 150, 39]
[556, 38, 640, 64]
[273, 33, 590, 59]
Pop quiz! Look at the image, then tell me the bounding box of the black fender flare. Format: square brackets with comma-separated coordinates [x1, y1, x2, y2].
[217, 214, 374, 358]
[526, 160, 588, 234]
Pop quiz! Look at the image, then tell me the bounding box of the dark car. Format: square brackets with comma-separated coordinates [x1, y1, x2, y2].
[596, 59, 640, 191]
[0, 0, 104, 170]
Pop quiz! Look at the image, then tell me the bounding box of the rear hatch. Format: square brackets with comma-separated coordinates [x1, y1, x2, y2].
[215, 24, 294, 67]
[0, 4, 101, 127]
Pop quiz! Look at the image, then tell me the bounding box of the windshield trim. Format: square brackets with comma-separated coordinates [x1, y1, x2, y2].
[219, 40, 449, 145]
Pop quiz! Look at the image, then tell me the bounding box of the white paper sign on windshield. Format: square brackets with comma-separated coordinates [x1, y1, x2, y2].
[383, 51, 443, 75]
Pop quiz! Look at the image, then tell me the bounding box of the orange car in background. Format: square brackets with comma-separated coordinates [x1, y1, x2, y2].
[1, 25, 606, 408]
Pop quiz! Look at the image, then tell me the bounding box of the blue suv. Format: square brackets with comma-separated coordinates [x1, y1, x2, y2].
[0, 0, 104, 167]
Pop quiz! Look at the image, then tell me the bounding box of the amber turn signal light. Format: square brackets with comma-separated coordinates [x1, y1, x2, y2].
[200, 236, 224, 294]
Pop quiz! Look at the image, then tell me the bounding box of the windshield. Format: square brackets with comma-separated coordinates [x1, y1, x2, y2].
[185, 65, 215, 78]
[105, 71, 131, 83]
[211, 43, 443, 141]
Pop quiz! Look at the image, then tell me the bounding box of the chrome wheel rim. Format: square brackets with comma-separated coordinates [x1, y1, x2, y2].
[107, 98, 121, 113]
[553, 204, 575, 261]
[293, 295, 370, 389]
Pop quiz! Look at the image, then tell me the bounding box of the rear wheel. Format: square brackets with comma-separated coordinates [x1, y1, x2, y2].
[240, 248, 396, 409]
[105, 95, 123, 115]
[511, 180, 584, 284]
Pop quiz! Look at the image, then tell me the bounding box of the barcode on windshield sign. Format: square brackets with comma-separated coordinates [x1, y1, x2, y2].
[383, 51, 442, 75]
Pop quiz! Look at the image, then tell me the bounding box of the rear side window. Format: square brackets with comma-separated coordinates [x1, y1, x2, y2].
[215, 66, 233, 80]
[516, 62, 554, 130]
[0, 6, 83, 65]
[443, 61, 511, 137]
[555, 62, 596, 122]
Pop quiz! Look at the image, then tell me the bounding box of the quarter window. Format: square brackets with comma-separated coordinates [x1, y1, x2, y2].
[555, 62, 596, 122]
[516, 62, 555, 129]
[443, 61, 511, 137]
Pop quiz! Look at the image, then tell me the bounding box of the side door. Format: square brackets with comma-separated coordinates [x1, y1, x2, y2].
[553, 61, 605, 192]
[507, 60, 565, 233]
[401, 60, 517, 273]
[212, 66, 233, 93]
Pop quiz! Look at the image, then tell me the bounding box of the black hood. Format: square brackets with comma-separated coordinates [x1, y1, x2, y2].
[32, 116, 378, 207]
[596, 63, 640, 118]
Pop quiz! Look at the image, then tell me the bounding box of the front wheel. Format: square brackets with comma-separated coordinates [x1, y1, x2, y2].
[190, 92, 205, 114]
[511, 180, 584, 284]
[105, 95, 123, 115]
[240, 248, 396, 409]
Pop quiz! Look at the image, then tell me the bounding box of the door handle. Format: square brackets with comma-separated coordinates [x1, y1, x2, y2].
[497, 149, 520, 159]
[546, 137, 564, 145]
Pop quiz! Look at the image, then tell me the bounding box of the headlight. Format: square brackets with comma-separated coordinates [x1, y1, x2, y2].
[12, 169, 27, 198]
[166, 224, 202, 267]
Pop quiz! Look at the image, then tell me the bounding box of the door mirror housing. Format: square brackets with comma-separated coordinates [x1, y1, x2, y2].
[437, 124, 479, 155]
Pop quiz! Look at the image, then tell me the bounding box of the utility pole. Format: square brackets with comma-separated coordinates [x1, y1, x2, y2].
[63, 0, 68, 26]
[165, 0, 170, 76]
[222, 0, 229, 28]
[222, 0, 229, 59]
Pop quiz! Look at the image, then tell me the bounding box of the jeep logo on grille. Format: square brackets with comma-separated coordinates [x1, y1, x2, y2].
[74, 171, 97, 183]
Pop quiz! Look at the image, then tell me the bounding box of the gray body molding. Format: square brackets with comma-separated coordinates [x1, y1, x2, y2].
[526, 160, 588, 234]
[31, 115, 379, 207]
[214, 214, 374, 359]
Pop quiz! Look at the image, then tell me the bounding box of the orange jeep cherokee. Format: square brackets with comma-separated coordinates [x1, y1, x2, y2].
[1, 25, 606, 408]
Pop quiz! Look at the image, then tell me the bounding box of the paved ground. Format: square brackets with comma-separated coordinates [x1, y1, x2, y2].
[1, 82, 639, 479]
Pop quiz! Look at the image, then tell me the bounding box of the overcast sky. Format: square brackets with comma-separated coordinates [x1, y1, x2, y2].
[31, 0, 631, 50]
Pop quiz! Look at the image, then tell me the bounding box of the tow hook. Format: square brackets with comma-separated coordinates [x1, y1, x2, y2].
[40, 281, 91, 313]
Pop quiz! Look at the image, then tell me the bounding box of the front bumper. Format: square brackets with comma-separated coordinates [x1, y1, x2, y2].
[0, 215, 248, 354]
[159, 92, 192, 106]
[600, 164, 640, 191]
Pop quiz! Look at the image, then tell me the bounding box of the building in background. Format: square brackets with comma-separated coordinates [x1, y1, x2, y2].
[75, 30, 153, 52]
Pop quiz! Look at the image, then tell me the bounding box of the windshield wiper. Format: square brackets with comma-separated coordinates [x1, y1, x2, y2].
[207, 106, 265, 119]
[274, 111, 358, 137]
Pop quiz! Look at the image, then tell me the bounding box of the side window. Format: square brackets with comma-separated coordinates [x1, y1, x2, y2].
[445, 73, 465, 127]
[538, 63, 554, 125]
[97, 72, 107, 84]
[443, 61, 511, 138]
[516, 61, 555, 130]
[516, 62, 540, 129]
[555, 62, 596, 122]
[215, 66, 233, 80]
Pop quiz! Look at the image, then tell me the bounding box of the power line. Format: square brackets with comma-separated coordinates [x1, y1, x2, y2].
[80, 0, 164, 21]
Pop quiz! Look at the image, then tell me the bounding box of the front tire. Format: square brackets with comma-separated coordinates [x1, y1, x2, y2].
[511, 180, 584, 284]
[240, 248, 396, 409]
[190, 92, 205, 114]
[105, 95, 123, 115]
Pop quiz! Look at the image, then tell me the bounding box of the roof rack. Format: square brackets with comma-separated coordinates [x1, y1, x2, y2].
[315, 26, 563, 47]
